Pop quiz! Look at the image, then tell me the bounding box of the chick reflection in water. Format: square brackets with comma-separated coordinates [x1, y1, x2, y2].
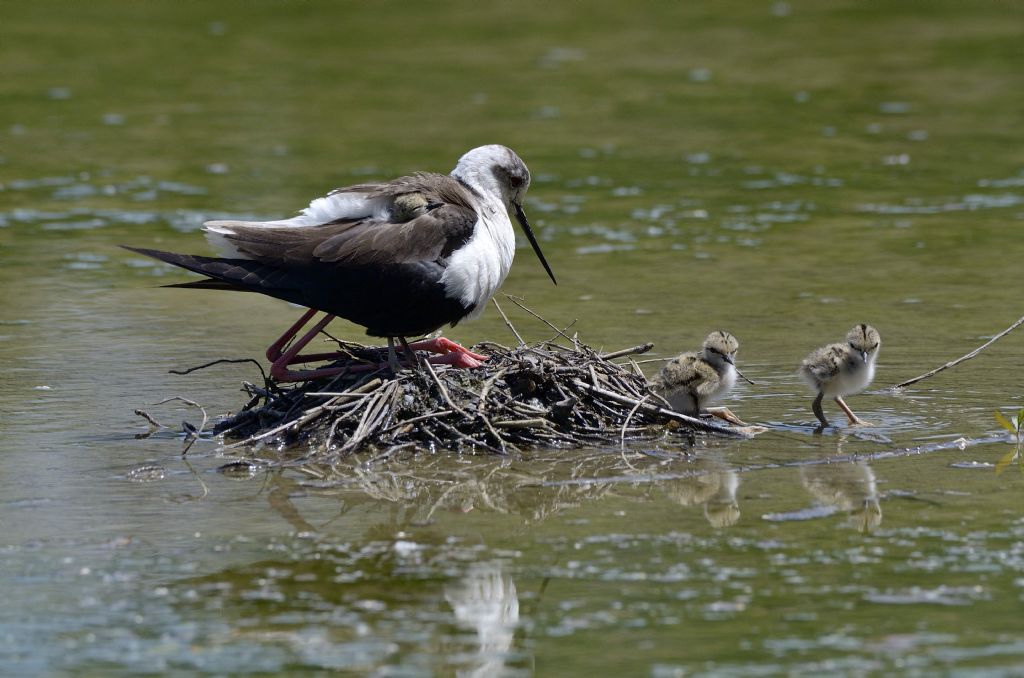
[651, 330, 754, 426]
[445, 561, 520, 676]
[660, 458, 741, 527]
[800, 462, 882, 533]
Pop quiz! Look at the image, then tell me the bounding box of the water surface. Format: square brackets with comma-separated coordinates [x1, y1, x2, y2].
[3, 2, 1024, 674]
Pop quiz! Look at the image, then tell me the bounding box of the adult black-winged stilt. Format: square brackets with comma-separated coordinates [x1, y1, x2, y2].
[124, 144, 556, 381]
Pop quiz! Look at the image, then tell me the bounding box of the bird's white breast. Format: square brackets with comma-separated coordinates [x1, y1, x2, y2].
[440, 196, 515, 317]
[708, 364, 736, 404]
[825, 356, 876, 396]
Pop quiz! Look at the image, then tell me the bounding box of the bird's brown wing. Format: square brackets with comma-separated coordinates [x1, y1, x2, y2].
[218, 173, 480, 268]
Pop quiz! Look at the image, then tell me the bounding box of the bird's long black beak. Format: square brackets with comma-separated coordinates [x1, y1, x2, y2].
[513, 201, 557, 285]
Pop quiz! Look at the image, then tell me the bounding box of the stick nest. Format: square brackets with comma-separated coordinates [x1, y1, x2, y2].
[213, 338, 739, 456]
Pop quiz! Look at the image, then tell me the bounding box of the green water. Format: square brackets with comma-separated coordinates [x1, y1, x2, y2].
[3, 1, 1024, 674]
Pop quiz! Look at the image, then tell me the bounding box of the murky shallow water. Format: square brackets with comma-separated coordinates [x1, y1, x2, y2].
[4, 2, 1024, 674]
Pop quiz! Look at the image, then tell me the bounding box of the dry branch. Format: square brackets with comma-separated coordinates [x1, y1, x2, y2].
[891, 313, 1024, 390]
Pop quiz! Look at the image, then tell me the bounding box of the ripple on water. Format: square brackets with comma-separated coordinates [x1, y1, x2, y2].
[1, 206, 265, 235]
[864, 585, 989, 606]
[125, 464, 167, 482]
[949, 460, 995, 470]
[857, 192, 1024, 214]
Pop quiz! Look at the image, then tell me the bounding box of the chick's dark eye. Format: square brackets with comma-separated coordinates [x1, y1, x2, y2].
[510, 175, 524, 188]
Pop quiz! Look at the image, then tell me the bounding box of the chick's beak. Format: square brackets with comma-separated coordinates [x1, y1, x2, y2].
[734, 366, 756, 385]
[513, 201, 557, 285]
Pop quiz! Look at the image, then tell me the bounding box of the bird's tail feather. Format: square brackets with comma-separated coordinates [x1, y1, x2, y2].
[120, 245, 304, 306]
[162, 279, 252, 291]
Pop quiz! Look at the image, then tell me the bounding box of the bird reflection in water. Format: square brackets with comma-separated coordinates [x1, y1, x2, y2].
[659, 458, 741, 527]
[445, 561, 520, 678]
[800, 461, 882, 533]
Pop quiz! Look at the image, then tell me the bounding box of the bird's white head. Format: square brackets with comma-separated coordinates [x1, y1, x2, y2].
[451, 144, 556, 285]
[701, 330, 740, 369]
[846, 324, 881, 364]
[451, 144, 531, 209]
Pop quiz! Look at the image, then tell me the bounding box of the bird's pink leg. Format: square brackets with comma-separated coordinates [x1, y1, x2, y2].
[266, 314, 489, 380]
[266, 310, 361, 382]
[265, 308, 320, 363]
[834, 396, 871, 426]
[406, 337, 489, 363]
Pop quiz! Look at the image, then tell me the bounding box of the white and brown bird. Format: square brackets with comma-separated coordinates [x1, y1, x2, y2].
[124, 145, 556, 381]
[798, 324, 880, 427]
[651, 330, 753, 424]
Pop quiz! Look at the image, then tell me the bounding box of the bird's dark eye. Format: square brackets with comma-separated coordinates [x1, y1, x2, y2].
[509, 175, 524, 188]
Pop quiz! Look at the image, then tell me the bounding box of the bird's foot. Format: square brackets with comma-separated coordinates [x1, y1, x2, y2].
[270, 362, 351, 383]
[426, 351, 486, 369]
[704, 406, 749, 427]
[406, 337, 488, 362]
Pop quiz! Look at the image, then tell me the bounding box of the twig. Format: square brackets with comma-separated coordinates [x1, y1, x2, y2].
[492, 298, 526, 346]
[620, 395, 649, 450]
[505, 295, 577, 343]
[435, 420, 504, 455]
[223, 378, 382, 449]
[493, 418, 550, 429]
[421, 358, 465, 416]
[376, 409, 456, 436]
[599, 343, 655, 361]
[571, 379, 744, 436]
[476, 367, 510, 453]
[177, 458, 209, 502]
[148, 396, 209, 454]
[891, 313, 1024, 389]
[150, 396, 209, 433]
[618, 395, 648, 472]
[170, 357, 269, 384]
[547, 319, 578, 346]
[134, 409, 165, 429]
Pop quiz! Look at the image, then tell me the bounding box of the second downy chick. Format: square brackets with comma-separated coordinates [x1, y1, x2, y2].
[798, 323, 881, 427]
[652, 330, 753, 424]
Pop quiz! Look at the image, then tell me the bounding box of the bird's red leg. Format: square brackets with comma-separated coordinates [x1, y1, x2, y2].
[265, 308, 320, 363]
[266, 310, 357, 382]
[406, 337, 489, 364]
[267, 313, 488, 380]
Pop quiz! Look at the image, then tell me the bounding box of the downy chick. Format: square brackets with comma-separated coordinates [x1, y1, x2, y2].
[653, 331, 752, 423]
[799, 324, 880, 427]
